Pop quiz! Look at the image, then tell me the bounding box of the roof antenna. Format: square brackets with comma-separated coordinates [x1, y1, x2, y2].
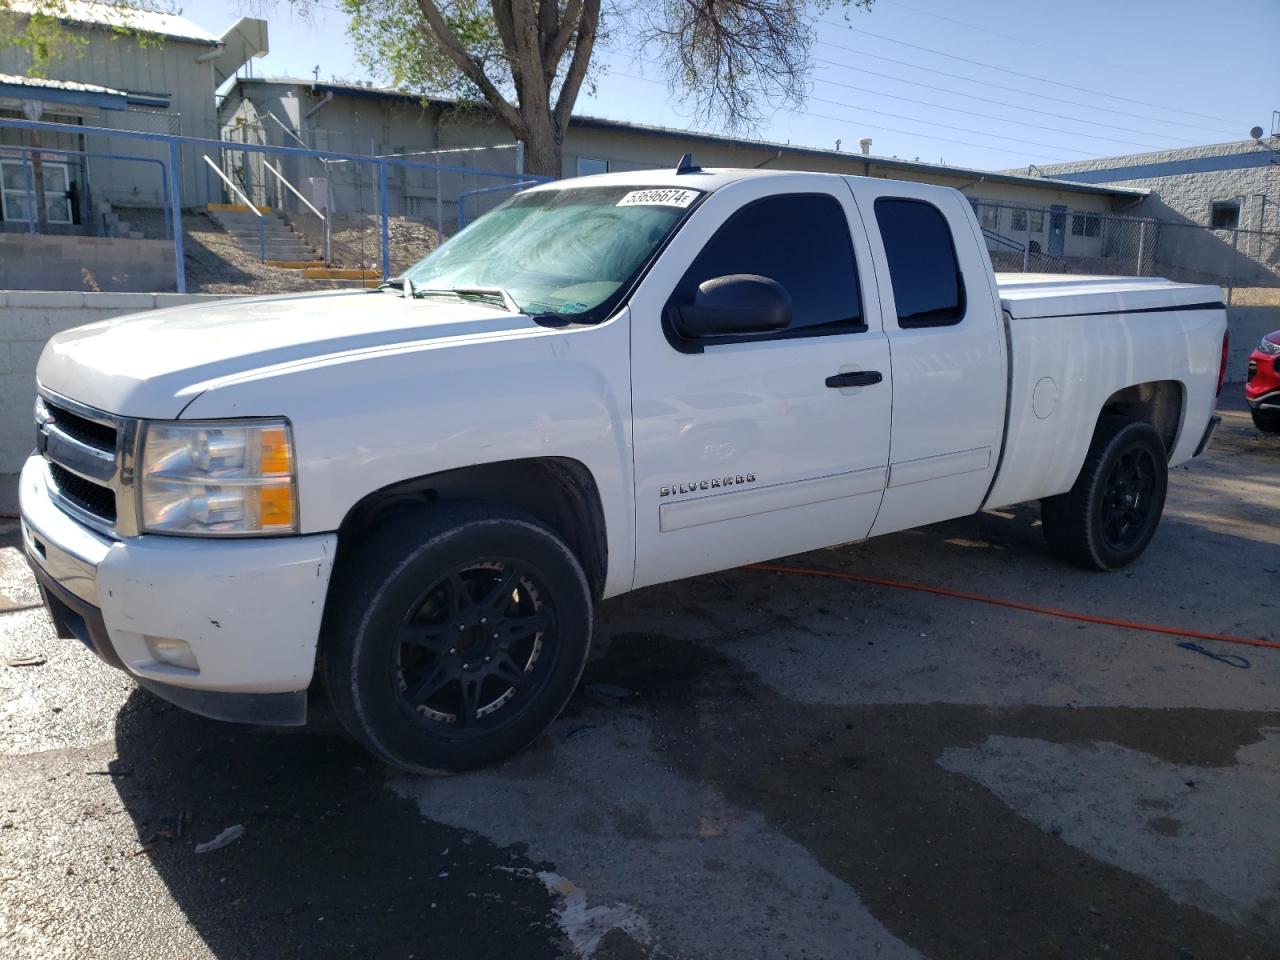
[675, 152, 701, 174]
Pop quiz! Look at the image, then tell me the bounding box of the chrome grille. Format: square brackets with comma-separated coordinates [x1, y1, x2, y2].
[36, 391, 137, 537]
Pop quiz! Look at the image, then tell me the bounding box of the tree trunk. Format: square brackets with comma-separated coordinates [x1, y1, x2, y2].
[519, 114, 562, 179]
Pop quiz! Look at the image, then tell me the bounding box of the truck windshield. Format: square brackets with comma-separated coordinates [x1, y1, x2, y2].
[401, 185, 702, 321]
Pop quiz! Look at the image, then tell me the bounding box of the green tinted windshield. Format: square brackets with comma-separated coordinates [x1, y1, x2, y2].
[402, 185, 702, 319]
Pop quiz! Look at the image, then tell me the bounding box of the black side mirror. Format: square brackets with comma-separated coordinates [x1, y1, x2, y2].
[673, 274, 792, 339]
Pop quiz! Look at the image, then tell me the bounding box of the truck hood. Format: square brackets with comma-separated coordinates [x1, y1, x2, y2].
[37, 290, 540, 417]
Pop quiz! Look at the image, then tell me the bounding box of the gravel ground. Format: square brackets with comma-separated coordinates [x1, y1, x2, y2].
[0, 394, 1277, 959]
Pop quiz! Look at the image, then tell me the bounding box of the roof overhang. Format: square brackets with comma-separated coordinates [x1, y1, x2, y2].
[0, 75, 126, 112]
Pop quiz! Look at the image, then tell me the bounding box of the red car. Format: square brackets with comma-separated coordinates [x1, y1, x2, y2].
[1246, 330, 1280, 432]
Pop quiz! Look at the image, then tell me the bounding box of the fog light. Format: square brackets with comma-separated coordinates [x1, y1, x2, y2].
[145, 636, 199, 672]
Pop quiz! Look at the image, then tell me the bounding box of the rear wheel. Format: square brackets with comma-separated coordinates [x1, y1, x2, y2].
[1040, 416, 1168, 571]
[1251, 407, 1280, 433]
[321, 504, 593, 773]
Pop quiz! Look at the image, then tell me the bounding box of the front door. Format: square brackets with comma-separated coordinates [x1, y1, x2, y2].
[1048, 204, 1067, 257]
[628, 174, 892, 590]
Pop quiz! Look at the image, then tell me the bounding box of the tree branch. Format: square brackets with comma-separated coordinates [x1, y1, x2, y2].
[413, 0, 525, 133]
[552, 0, 600, 132]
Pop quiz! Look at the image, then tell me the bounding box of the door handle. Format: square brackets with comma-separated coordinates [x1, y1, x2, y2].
[825, 370, 883, 388]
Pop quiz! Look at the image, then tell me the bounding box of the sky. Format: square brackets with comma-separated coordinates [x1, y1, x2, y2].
[183, 0, 1278, 172]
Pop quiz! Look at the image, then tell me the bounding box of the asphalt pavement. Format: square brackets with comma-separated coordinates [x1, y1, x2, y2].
[1, 394, 1277, 960]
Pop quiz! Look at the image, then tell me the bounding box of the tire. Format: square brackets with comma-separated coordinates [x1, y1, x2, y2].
[1251, 407, 1280, 433]
[1040, 415, 1169, 571]
[320, 503, 593, 773]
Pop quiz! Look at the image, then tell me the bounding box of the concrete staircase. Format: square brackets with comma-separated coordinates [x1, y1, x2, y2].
[98, 201, 144, 239]
[206, 203, 319, 264]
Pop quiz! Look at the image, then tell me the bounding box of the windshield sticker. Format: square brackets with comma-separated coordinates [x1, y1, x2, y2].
[616, 189, 700, 208]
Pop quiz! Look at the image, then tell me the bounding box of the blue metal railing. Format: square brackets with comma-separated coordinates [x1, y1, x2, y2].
[1, 116, 549, 292]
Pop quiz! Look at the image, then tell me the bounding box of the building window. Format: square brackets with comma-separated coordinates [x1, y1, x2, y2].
[1028, 209, 1044, 232]
[979, 205, 999, 230]
[576, 157, 609, 177]
[1071, 213, 1101, 238]
[1210, 200, 1240, 229]
[1010, 209, 1027, 231]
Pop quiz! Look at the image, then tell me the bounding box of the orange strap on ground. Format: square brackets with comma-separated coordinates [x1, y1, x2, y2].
[746, 563, 1280, 651]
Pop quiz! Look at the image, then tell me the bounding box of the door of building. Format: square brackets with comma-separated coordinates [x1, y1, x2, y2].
[1047, 204, 1067, 257]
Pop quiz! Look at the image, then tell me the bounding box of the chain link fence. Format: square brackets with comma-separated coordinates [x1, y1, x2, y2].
[218, 109, 527, 273]
[969, 198, 1280, 306]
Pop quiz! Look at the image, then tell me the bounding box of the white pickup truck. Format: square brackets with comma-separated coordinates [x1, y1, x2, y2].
[22, 166, 1228, 771]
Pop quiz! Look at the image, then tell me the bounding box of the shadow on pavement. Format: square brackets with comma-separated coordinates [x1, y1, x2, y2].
[109, 691, 565, 960]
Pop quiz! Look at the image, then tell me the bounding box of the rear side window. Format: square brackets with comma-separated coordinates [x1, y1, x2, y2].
[874, 197, 966, 328]
[672, 193, 863, 339]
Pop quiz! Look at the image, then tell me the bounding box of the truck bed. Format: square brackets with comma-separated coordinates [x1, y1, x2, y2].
[995, 273, 1224, 320]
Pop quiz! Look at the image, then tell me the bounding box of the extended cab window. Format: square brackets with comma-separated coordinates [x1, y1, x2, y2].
[874, 197, 966, 328]
[671, 193, 863, 341]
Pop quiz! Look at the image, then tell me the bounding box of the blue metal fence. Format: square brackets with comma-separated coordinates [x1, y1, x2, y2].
[0, 117, 548, 292]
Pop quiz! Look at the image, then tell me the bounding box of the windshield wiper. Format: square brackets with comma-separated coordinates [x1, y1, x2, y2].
[403, 285, 522, 314]
[452, 286, 521, 314]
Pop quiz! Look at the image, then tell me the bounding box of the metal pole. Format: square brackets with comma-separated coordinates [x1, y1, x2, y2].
[1022, 230, 1029, 272]
[1136, 220, 1146, 277]
[435, 167, 443, 238]
[168, 140, 186, 294]
[515, 140, 524, 178]
[23, 154, 35, 235]
[378, 160, 390, 280]
[1227, 228, 1238, 307]
[259, 218, 266, 262]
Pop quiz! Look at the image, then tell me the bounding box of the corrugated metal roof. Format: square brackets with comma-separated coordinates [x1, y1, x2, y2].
[0, 71, 126, 96]
[5, 1, 220, 45]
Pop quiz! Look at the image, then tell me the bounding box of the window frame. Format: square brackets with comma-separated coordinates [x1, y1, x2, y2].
[661, 191, 868, 354]
[873, 195, 968, 330]
[1210, 200, 1240, 230]
[1009, 208, 1028, 232]
[979, 204, 1000, 231]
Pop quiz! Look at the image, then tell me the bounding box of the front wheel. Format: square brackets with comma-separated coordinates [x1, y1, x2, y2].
[320, 504, 593, 773]
[1251, 407, 1280, 433]
[1040, 416, 1169, 571]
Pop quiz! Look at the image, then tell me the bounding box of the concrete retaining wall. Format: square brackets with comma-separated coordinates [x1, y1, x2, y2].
[0, 235, 178, 293]
[0, 291, 228, 471]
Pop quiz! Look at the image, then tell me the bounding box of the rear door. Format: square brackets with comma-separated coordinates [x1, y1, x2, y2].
[842, 178, 1005, 537]
[628, 174, 892, 589]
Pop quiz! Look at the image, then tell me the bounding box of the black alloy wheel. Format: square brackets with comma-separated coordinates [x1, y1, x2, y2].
[321, 503, 593, 773]
[394, 560, 554, 731]
[1098, 446, 1159, 553]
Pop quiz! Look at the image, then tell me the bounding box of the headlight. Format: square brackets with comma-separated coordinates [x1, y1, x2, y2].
[1257, 337, 1280, 356]
[139, 419, 297, 535]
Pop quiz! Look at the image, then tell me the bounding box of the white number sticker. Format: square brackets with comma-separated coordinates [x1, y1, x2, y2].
[616, 189, 700, 208]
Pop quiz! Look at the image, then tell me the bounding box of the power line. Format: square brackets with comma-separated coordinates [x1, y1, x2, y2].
[604, 68, 1084, 164]
[814, 40, 1242, 138]
[800, 91, 1105, 156]
[811, 57, 1202, 145]
[819, 21, 1248, 128]
[868, 0, 1158, 76]
[806, 70, 1180, 152]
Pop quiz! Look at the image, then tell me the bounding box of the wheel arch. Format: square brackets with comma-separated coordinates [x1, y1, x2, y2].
[335, 457, 609, 600]
[1098, 379, 1185, 458]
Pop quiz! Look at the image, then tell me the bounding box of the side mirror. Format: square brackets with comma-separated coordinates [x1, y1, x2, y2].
[673, 274, 792, 339]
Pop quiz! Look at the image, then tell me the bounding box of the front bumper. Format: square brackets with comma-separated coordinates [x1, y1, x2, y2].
[20, 454, 337, 725]
[1245, 349, 1280, 409]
